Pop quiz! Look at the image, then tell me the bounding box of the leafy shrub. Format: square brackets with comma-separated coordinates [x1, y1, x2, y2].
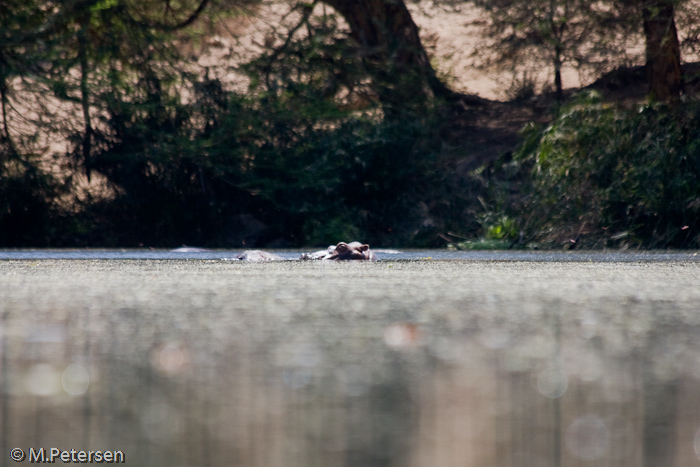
[223, 105, 450, 247]
[513, 91, 700, 248]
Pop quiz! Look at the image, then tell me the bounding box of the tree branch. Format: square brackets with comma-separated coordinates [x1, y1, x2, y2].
[135, 0, 212, 31]
[261, 1, 318, 89]
[163, 0, 211, 31]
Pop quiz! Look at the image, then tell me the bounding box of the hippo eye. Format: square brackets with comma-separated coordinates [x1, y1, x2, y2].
[359, 244, 369, 251]
[336, 242, 348, 252]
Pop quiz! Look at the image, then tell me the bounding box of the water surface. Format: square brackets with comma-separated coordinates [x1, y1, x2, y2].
[1, 248, 699, 261]
[1, 257, 699, 467]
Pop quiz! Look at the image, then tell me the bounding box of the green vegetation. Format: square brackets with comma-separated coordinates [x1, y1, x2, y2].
[500, 92, 700, 248]
[1, 0, 700, 248]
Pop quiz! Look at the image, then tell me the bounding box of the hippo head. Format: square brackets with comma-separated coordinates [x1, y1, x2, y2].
[325, 242, 375, 261]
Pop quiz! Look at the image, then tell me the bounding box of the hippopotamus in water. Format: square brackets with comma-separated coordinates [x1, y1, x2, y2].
[300, 242, 377, 261]
[235, 242, 377, 261]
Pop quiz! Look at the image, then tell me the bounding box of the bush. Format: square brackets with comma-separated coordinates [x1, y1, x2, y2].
[0, 148, 67, 246]
[79, 73, 455, 247]
[512, 91, 700, 248]
[217, 104, 451, 247]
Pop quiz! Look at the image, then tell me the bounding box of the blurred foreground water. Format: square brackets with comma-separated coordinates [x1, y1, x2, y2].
[1, 256, 700, 466]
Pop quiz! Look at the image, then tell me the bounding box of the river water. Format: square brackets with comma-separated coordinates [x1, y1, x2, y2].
[1, 252, 700, 467]
[1, 248, 699, 262]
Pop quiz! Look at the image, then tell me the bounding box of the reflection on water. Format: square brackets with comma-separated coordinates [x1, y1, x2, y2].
[1, 259, 700, 467]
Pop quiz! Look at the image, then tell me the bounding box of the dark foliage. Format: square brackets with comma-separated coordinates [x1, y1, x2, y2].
[49, 8, 465, 248]
[507, 91, 700, 248]
[76, 79, 456, 247]
[0, 144, 68, 246]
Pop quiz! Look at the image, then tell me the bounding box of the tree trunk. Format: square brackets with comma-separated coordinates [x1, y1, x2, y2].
[554, 45, 563, 101]
[322, 0, 452, 110]
[642, 1, 683, 102]
[78, 18, 93, 181]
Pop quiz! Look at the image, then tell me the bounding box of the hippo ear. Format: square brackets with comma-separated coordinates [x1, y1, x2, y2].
[335, 242, 348, 252]
[359, 244, 369, 251]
